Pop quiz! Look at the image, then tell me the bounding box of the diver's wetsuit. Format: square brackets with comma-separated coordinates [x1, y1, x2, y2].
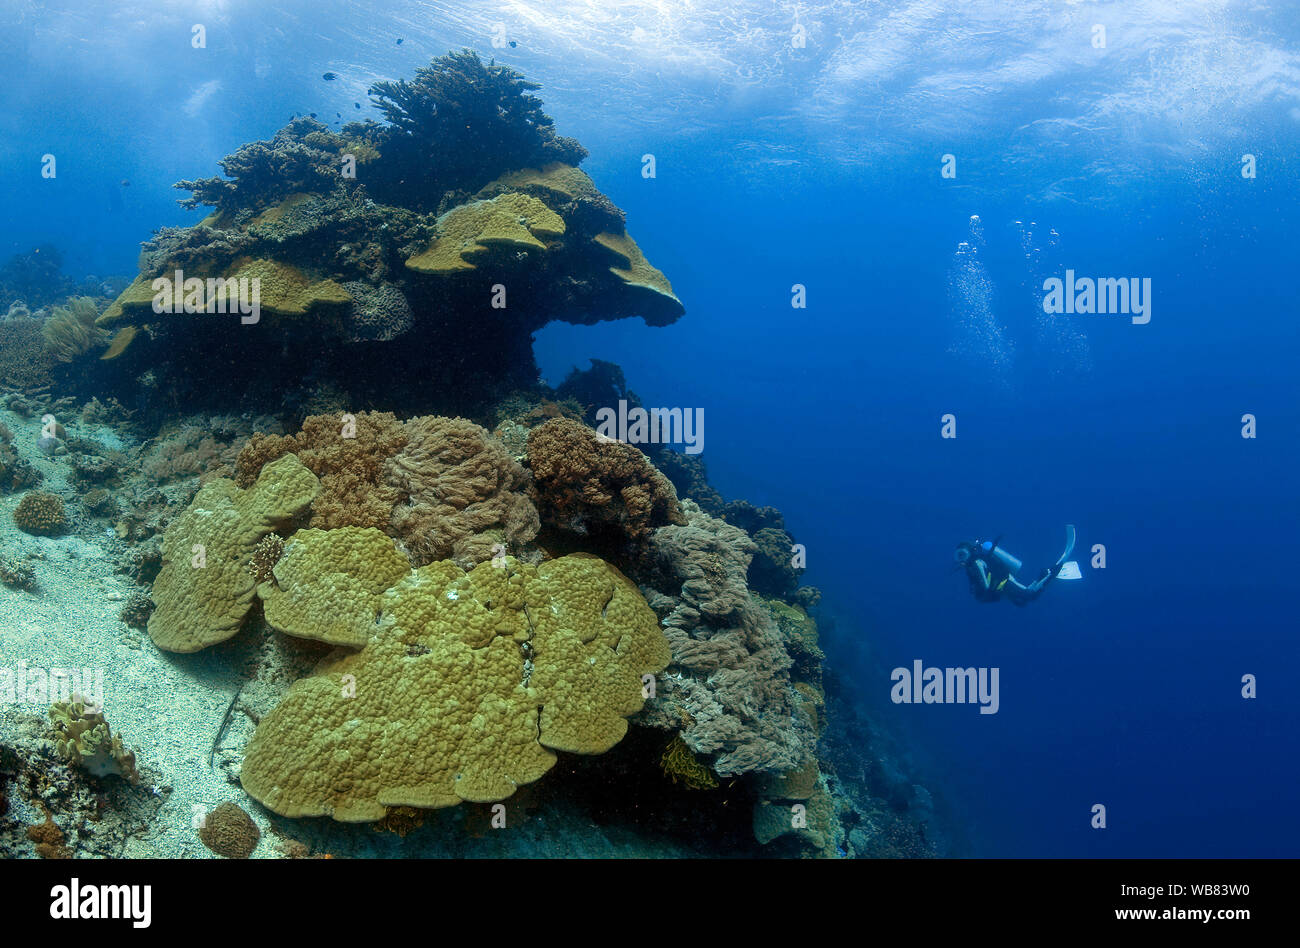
[965, 556, 1056, 607]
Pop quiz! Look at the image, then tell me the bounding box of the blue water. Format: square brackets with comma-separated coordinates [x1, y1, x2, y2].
[5, 1, 1297, 856]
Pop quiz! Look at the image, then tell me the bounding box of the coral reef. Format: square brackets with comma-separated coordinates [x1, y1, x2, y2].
[527, 417, 686, 552]
[198, 801, 260, 858]
[13, 491, 67, 536]
[238, 411, 539, 569]
[240, 554, 670, 821]
[635, 501, 815, 778]
[148, 454, 320, 653]
[384, 414, 538, 567]
[42, 296, 108, 363]
[90, 53, 681, 418]
[49, 700, 139, 783]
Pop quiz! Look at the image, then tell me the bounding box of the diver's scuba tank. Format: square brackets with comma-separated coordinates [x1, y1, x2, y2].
[979, 538, 1022, 575]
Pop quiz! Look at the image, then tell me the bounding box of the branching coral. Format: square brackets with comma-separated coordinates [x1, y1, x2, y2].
[13, 492, 67, 536]
[238, 412, 539, 570]
[369, 50, 587, 207]
[527, 417, 686, 549]
[236, 411, 407, 531]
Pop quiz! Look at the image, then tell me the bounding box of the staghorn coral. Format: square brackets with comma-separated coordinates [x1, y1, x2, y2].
[13, 491, 67, 536]
[148, 454, 320, 653]
[198, 801, 260, 858]
[635, 501, 813, 777]
[384, 415, 539, 568]
[240, 554, 670, 821]
[527, 417, 686, 550]
[49, 700, 139, 783]
[235, 411, 406, 531]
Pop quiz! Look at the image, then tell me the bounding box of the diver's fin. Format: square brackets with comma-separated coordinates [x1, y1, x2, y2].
[1056, 561, 1082, 580]
[1055, 524, 1077, 568]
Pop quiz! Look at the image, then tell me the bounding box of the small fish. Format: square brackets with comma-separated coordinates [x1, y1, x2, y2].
[309, 112, 317, 118]
[119, 179, 130, 187]
[336, 112, 341, 118]
[354, 102, 361, 109]
[322, 72, 339, 81]
[509, 40, 517, 48]
[395, 38, 403, 45]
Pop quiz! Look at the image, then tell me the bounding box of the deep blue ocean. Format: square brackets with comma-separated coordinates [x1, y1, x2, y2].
[4, 0, 1296, 857]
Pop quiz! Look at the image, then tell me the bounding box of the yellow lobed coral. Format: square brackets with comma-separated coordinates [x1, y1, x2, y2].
[593, 230, 682, 311]
[239, 553, 670, 821]
[49, 700, 139, 783]
[257, 526, 411, 647]
[490, 162, 605, 203]
[148, 454, 320, 653]
[405, 192, 565, 274]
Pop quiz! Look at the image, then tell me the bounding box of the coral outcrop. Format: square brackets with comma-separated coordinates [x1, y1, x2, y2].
[527, 417, 686, 551]
[237, 411, 538, 568]
[198, 801, 260, 858]
[240, 554, 670, 821]
[13, 491, 67, 536]
[635, 501, 815, 778]
[91, 52, 682, 417]
[148, 454, 320, 653]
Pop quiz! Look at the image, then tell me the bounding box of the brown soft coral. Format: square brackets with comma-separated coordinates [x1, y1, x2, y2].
[236, 411, 408, 530]
[526, 417, 685, 547]
[384, 415, 539, 568]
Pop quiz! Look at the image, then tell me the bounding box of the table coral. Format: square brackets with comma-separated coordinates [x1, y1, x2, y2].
[239, 554, 669, 821]
[148, 453, 320, 653]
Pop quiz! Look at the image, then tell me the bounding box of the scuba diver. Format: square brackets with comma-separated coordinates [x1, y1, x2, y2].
[955, 525, 1078, 606]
